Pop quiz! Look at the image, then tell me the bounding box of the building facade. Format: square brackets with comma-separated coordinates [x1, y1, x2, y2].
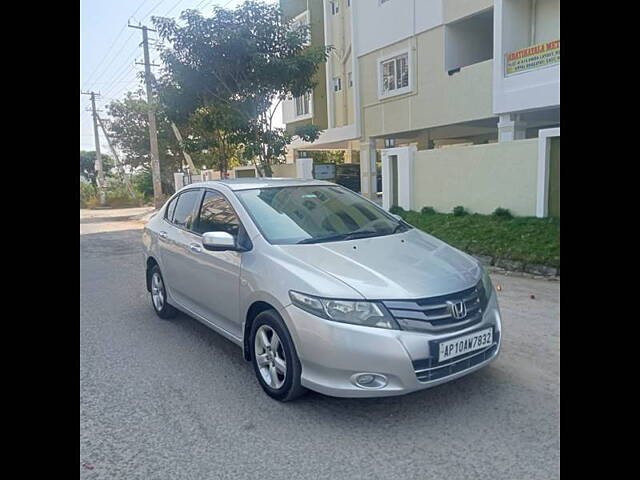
[280, 0, 560, 217]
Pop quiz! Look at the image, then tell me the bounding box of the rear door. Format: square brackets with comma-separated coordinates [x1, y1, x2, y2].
[157, 188, 204, 309]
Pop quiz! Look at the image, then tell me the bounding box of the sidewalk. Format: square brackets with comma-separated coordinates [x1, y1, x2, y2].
[80, 207, 156, 235]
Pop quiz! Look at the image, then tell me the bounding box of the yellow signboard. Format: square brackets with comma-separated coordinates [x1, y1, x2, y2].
[505, 39, 560, 76]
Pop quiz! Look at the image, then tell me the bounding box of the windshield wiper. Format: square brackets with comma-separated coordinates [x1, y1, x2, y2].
[297, 229, 381, 244]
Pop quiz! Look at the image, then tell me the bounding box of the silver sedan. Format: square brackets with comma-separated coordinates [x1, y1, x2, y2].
[142, 179, 501, 401]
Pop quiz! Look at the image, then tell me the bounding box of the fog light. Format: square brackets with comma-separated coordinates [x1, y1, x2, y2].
[353, 373, 388, 389]
[357, 374, 375, 386]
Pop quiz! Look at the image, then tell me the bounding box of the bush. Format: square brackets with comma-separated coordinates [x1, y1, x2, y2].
[80, 181, 96, 208]
[389, 205, 405, 215]
[452, 205, 467, 216]
[105, 178, 145, 207]
[421, 206, 436, 215]
[132, 168, 154, 199]
[492, 207, 513, 219]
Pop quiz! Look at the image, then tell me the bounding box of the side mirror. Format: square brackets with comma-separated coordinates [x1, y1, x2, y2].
[391, 214, 402, 221]
[202, 231, 236, 251]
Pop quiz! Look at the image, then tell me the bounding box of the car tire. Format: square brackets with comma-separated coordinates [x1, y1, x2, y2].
[149, 265, 178, 319]
[250, 309, 307, 402]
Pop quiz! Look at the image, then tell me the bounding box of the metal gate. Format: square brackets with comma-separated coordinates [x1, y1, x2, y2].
[312, 163, 361, 193]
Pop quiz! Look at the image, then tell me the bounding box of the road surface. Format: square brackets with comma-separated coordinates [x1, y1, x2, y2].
[80, 210, 559, 480]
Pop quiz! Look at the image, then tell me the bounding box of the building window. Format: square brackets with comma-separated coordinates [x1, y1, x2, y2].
[333, 76, 342, 92]
[348, 72, 353, 87]
[295, 93, 311, 117]
[291, 10, 310, 46]
[331, 1, 339, 15]
[380, 52, 409, 96]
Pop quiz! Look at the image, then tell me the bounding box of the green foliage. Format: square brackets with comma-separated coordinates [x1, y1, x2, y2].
[421, 206, 436, 215]
[294, 124, 323, 143]
[492, 207, 513, 219]
[298, 149, 345, 164]
[80, 180, 96, 208]
[132, 168, 154, 199]
[152, 1, 331, 175]
[80, 150, 115, 186]
[105, 92, 182, 190]
[106, 179, 146, 207]
[398, 210, 560, 268]
[452, 205, 467, 216]
[389, 205, 405, 215]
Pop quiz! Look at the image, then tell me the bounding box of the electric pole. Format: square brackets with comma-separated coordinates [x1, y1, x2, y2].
[130, 23, 163, 209]
[81, 91, 106, 206]
[96, 114, 136, 197]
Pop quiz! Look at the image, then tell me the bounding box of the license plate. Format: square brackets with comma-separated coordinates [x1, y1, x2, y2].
[438, 328, 493, 362]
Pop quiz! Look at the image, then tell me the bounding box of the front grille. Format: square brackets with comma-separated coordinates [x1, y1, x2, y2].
[383, 283, 487, 334]
[412, 330, 500, 383]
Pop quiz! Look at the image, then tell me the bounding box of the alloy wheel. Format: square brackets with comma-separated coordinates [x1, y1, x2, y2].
[254, 325, 287, 389]
[151, 272, 165, 311]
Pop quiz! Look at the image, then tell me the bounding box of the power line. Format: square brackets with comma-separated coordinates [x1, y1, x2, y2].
[163, 0, 190, 17]
[84, 30, 137, 92]
[101, 62, 139, 99]
[139, 0, 170, 22]
[81, 0, 153, 90]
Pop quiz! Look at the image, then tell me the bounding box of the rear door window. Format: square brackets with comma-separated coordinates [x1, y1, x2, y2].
[172, 189, 203, 231]
[165, 196, 178, 222]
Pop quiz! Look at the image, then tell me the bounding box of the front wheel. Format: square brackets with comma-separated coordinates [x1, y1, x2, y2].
[251, 309, 307, 402]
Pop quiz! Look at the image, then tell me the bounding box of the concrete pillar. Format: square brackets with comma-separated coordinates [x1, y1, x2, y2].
[416, 130, 431, 150]
[296, 157, 313, 179]
[359, 138, 378, 200]
[174, 172, 184, 191]
[498, 113, 527, 141]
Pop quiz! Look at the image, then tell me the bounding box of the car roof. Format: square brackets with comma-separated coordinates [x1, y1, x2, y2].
[186, 178, 334, 191]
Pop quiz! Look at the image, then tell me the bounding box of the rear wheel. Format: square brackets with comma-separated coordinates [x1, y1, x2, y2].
[251, 309, 306, 402]
[149, 265, 177, 319]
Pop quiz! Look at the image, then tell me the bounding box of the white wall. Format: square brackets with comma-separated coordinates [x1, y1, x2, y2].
[412, 139, 539, 216]
[493, 0, 560, 114]
[354, 0, 442, 57]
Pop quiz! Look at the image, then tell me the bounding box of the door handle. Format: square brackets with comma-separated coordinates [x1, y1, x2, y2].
[159, 231, 168, 240]
[189, 243, 202, 254]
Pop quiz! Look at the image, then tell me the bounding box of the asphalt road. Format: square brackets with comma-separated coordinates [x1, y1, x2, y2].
[80, 213, 560, 480]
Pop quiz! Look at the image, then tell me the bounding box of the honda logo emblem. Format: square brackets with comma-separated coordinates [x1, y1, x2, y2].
[447, 300, 467, 320]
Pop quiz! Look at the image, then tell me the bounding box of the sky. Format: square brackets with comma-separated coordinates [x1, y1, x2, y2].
[80, 0, 281, 152]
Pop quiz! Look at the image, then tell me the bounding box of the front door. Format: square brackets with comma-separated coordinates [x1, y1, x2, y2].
[186, 189, 244, 339]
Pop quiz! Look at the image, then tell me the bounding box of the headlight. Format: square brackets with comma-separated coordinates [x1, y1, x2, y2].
[289, 291, 399, 329]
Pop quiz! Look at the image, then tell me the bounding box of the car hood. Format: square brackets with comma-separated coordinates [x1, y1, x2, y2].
[278, 229, 481, 300]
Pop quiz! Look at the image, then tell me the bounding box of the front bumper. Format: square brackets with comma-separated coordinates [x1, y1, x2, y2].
[281, 290, 502, 398]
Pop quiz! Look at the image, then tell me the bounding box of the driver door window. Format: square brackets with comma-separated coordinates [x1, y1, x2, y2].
[194, 190, 240, 236]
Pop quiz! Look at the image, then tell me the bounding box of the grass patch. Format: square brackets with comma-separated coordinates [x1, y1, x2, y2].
[398, 210, 560, 268]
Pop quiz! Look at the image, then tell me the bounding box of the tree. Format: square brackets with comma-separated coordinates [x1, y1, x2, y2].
[105, 91, 185, 193]
[80, 150, 115, 187]
[153, 1, 330, 176]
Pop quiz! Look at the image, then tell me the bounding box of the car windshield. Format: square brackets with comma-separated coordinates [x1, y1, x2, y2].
[235, 185, 410, 245]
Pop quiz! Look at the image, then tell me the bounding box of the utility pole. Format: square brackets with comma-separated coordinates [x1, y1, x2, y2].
[129, 23, 163, 209]
[81, 91, 106, 206]
[96, 114, 136, 197]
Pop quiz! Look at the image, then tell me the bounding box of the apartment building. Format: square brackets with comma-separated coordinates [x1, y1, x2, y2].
[281, 0, 560, 217]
